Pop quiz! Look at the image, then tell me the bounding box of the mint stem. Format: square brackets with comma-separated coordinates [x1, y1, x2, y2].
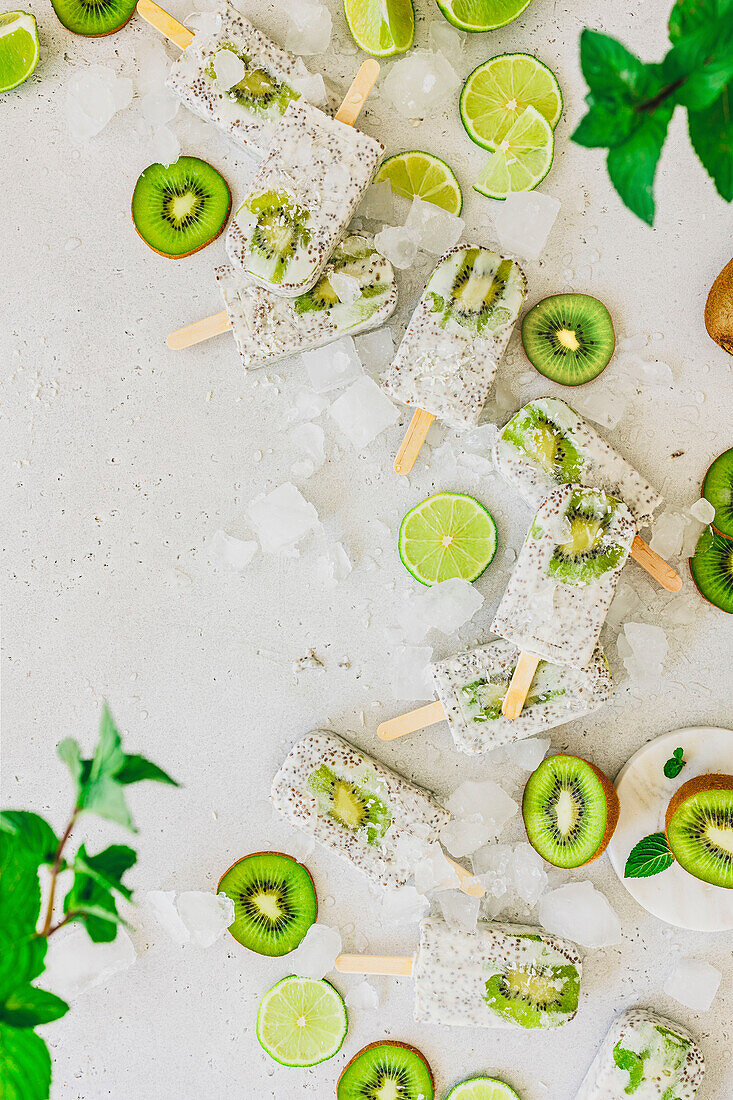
[40, 808, 78, 937]
[638, 74, 687, 113]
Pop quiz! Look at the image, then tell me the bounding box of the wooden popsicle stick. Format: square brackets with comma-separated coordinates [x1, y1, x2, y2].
[167, 311, 231, 350]
[394, 409, 435, 475]
[446, 856, 485, 898]
[136, 0, 193, 49]
[502, 652, 540, 720]
[630, 534, 682, 592]
[377, 700, 445, 741]
[335, 953, 414, 976]
[335, 59, 380, 126]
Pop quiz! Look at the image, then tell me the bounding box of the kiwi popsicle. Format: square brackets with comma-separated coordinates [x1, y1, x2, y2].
[270, 731, 451, 890]
[226, 99, 384, 296]
[165, 3, 329, 160]
[492, 484, 636, 671]
[575, 1007, 705, 1099]
[381, 246, 527, 430]
[494, 397, 663, 528]
[212, 235, 397, 369]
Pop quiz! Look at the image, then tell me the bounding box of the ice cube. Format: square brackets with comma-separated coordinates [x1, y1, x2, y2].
[437, 889, 480, 932]
[689, 497, 716, 524]
[492, 191, 561, 261]
[289, 70, 328, 108]
[456, 423, 498, 475]
[390, 644, 434, 701]
[285, 923, 341, 978]
[289, 422, 326, 477]
[135, 38, 169, 95]
[621, 622, 668, 686]
[150, 126, 180, 167]
[374, 224, 420, 269]
[381, 885, 429, 926]
[498, 737, 551, 773]
[212, 47, 246, 91]
[329, 270, 362, 305]
[414, 842, 460, 893]
[66, 65, 133, 141]
[208, 529, 258, 570]
[572, 381, 631, 431]
[317, 541, 352, 587]
[537, 881, 622, 948]
[359, 180, 396, 223]
[284, 0, 332, 54]
[355, 328, 395, 372]
[140, 87, 179, 126]
[509, 843, 548, 905]
[445, 780, 519, 835]
[663, 957, 721, 1011]
[440, 817, 491, 857]
[427, 20, 466, 67]
[302, 337, 362, 392]
[399, 577, 483, 641]
[329, 376, 400, 449]
[405, 197, 464, 256]
[473, 843, 512, 894]
[175, 892, 236, 947]
[290, 387, 329, 420]
[607, 581, 642, 630]
[345, 979, 380, 1010]
[661, 593, 698, 628]
[382, 49, 460, 119]
[43, 925, 136, 1000]
[649, 511, 688, 559]
[246, 482, 321, 554]
[146, 890, 190, 944]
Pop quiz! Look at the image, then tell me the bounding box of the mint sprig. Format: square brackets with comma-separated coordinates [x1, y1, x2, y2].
[663, 747, 687, 778]
[572, 0, 733, 222]
[624, 831, 676, 878]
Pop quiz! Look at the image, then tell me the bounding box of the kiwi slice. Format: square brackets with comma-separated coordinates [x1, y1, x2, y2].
[613, 1025, 690, 1093]
[483, 947, 580, 1029]
[245, 189, 311, 285]
[546, 487, 627, 585]
[51, 0, 135, 35]
[522, 754, 619, 868]
[522, 293, 615, 385]
[308, 765, 391, 845]
[427, 248, 525, 336]
[294, 237, 391, 316]
[338, 1041, 434, 1100]
[217, 851, 317, 955]
[665, 774, 733, 888]
[131, 157, 231, 259]
[501, 403, 584, 487]
[689, 526, 733, 613]
[206, 46, 297, 114]
[702, 447, 733, 538]
[460, 665, 566, 723]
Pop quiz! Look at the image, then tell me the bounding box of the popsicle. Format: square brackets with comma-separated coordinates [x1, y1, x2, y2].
[378, 641, 612, 752]
[492, 484, 636, 718]
[381, 245, 527, 474]
[575, 1007, 705, 1099]
[271, 731, 482, 895]
[335, 916, 582, 1030]
[137, 0, 330, 160]
[226, 81, 384, 296]
[494, 397, 681, 593]
[166, 234, 397, 362]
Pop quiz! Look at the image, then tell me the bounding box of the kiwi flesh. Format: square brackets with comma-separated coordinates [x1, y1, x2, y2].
[689, 526, 733, 613]
[206, 46, 296, 114]
[308, 765, 391, 844]
[501, 402, 584, 487]
[522, 754, 619, 868]
[245, 189, 311, 284]
[293, 237, 388, 316]
[131, 157, 231, 259]
[484, 943, 580, 1029]
[545, 487, 627, 585]
[702, 447, 733, 538]
[704, 256, 733, 356]
[337, 1041, 434, 1100]
[427, 248, 525, 336]
[217, 851, 317, 955]
[665, 774, 733, 888]
[460, 664, 566, 723]
[51, 0, 135, 35]
[522, 293, 615, 385]
[613, 1024, 691, 1093]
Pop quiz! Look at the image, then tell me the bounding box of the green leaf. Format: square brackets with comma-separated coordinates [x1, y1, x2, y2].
[116, 755, 179, 788]
[0, 987, 68, 1030]
[624, 832, 676, 878]
[0, 834, 42, 937]
[689, 85, 733, 199]
[669, 0, 733, 41]
[0, 935, 46, 1003]
[573, 97, 640, 149]
[73, 844, 136, 901]
[63, 843, 134, 943]
[579, 29, 650, 98]
[663, 16, 733, 110]
[0, 1023, 51, 1100]
[57, 738, 84, 787]
[0, 815, 57, 867]
[663, 747, 687, 779]
[607, 103, 675, 224]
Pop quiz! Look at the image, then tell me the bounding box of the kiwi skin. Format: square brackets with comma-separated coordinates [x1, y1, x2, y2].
[522, 755, 620, 867]
[704, 258, 733, 356]
[338, 1041, 435, 1095]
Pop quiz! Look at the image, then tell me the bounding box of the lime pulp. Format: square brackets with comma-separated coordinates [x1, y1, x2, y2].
[376, 150, 463, 214]
[460, 53, 562, 151]
[436, 0, 533, 32]
[473, 106, 554, 200]
[256, 976, 347, 1067]
[0, 11, 39, 93]
[398, 492, 497, 585]
[343, 0, 414, 57]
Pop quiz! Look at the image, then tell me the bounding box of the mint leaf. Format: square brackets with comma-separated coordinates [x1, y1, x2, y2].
[579, 29, 650, 98]
[57, 738, 84, 787]
[0, 987, 68, 1030]
[0, 1023, 51, 1100]
[0, 814, 57, 867]
[625, 831, 676, 878]
[0, 934, 46, 1003]
[607, 103, 675, 225]
[73, 844, 136, 901]
[0, 833, 43, 936]
[663, 17, 733, 110]
[663, 747, 687, 779]
[689, 86, 733, 199]
[670, 0, 733, 40]
[64, 844, 135, 943]
[116, 755, 178, 787]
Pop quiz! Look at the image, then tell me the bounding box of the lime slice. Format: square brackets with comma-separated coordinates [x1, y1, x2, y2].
[376, 150, 463, 214]
[343, 0, 414, 56]
[474, 106, 554, 200]
[447, 1077, 522, 1100]
[399, 492, 497, 585]
[436, 0, 532, 32]
[0, 10, 39, 93]
[257, 976, 347, 1067]
[460, 54, 562, 151]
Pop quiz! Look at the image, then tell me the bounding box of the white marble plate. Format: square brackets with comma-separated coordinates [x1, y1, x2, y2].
[607, 726, 733, 931]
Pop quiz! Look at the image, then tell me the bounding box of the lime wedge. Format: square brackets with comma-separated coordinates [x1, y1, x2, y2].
[376, 150, 463, 214]
[257, 977, 347, 1067]
[474, 106, 554, 200]
[343, 0, 414, 56]
[436, 0, 532, 32]
[447, 1077, 522, 1100]
[0, 11, 39, 93]
[399, 492, 497, 585]
[460, 54, 562, 151]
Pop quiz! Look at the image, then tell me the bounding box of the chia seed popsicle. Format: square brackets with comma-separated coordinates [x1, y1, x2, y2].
[575, 1007, 705, 1099]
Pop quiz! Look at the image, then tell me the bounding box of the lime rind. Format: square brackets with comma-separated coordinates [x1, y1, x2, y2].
[460, 53, 562, 151]
[473, 105, 554, 201]
[0, 10, 39, 93]
[437, 0, 533, 32]
[256, 976, 347, 1067]
[343, 0, 415, 56]
[446, 1077, 522, 1100]
[376, 150, 463, 214]
[398, 492, 497, 585]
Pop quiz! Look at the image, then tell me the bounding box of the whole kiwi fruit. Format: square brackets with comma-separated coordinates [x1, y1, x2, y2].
[705, 258, 733, 356]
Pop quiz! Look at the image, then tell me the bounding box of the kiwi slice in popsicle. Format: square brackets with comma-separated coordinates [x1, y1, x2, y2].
[338, 1041, 435, 1100]
[522, 293, 615, 385]
[217, 851, 317, 955]
[522, 754, 619, 868]
[665, 774, 733, 888]
[51, 0, 135, 35]
[131, 157, 231, 259]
